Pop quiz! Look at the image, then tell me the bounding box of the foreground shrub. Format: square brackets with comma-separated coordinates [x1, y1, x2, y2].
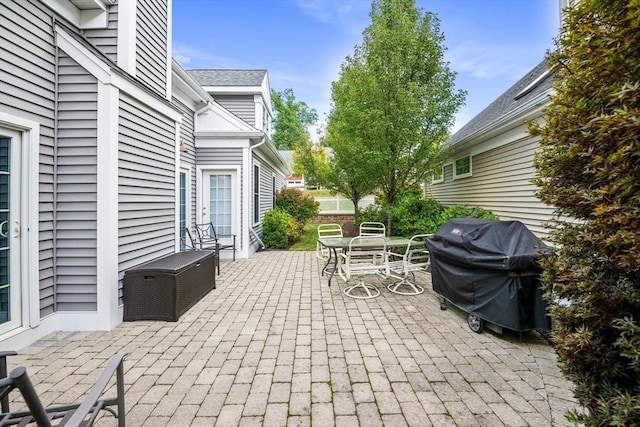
[528, 0, 640, 424]
[262, 209, 300, 249]
[275, 188, 319, 224]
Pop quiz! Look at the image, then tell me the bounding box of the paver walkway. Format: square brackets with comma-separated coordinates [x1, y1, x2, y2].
[5, 251, 581, 426]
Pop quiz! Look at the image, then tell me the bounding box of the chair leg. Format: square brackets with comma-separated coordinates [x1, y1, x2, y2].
[343, 278, 381, 299]
[1, 351, 17, 413]
[386, 274, 424, 296]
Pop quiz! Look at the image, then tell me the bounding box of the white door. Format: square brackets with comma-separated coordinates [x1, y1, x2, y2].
[0, 128, 22, 335]
[201, 170, 237, 242]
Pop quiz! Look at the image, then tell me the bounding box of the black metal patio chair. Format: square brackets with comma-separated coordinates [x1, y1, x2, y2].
[0, 352, 126, 426]
[195, 222, 236, 271]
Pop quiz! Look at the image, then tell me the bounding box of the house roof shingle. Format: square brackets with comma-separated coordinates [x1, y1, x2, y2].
[187, 69, 267, 86]
[448, 59, 552, 146]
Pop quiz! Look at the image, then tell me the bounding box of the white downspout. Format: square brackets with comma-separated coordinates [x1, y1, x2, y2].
[250, 227, 266, 250]
[194, 101, 212, 128]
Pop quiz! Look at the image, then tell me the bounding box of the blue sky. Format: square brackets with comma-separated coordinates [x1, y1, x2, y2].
[172, 0, 560, 135]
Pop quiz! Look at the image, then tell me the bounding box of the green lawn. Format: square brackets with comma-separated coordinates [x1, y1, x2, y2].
[289, 222, 320, 251]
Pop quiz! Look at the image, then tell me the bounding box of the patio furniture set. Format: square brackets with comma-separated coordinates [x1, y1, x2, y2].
[318, 219, 550, 336]
[317, 222, 432, 300]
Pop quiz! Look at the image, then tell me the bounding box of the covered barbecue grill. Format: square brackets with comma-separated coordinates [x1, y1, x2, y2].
[427, 218, 550, 333]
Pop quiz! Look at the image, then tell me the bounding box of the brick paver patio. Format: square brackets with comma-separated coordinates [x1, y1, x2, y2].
[5, 251, 581, 426]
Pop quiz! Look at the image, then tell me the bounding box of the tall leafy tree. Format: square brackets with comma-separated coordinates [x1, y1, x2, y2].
[326, 0, 465, 233]
[529, 0, 640, 424]
[271, 88, 318, 150]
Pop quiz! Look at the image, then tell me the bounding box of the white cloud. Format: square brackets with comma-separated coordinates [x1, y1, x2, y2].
[293, 0, 365, 24]
[172, 44, 240, 69]
[446, 41, 544, 82]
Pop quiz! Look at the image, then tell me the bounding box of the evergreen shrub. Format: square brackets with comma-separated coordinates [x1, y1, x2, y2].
[528, 0, 640, 424]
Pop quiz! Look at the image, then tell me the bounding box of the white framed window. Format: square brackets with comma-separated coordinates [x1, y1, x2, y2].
[453, 155, 472, 179]
[204, 172, 234, 237]
[253, 163, 261, 225]
[431, 165, 444, 184]
[178, 168, 191, 251]
[272, 174, 277, 208]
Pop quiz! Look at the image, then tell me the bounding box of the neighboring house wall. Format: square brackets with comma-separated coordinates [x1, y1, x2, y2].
[428, 135, 554, 237]
[427, 61, 556, 241]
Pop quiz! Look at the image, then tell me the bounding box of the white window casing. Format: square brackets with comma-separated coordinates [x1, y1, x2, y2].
[453, 155, 472, 180]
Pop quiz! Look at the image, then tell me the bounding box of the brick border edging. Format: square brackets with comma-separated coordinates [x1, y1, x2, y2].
[312, 213, 355, 223]
[312, 213, 357, 236]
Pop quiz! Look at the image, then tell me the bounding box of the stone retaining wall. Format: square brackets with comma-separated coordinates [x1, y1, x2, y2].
[312, 213, 357, 236]
[312, 213, 355, 223]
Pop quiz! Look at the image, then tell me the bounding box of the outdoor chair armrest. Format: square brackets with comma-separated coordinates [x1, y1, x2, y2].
[61, 352, 126, 426]
[0, 352, 127, 427]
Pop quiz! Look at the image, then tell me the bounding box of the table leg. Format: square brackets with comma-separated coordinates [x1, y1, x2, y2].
[326, 247, 338, 286]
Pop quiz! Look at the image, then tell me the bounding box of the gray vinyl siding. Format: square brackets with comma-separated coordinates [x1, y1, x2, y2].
[428, 136, 555, 239]
[211, 95, 255, 126]
[196, 147, 243, 165]
[118, 94, 176, 281]
[136, 0, 168, 97]
[258, 157, 276, 220]
[251, 154, 285, 247]
[55, 53, 98, 311]
[82, 3, 118, 62]
[1, 0, 57, 317]
[172, 97, 197, 225]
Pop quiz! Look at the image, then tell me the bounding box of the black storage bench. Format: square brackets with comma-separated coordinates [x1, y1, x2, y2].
[123, 250, 216, 321]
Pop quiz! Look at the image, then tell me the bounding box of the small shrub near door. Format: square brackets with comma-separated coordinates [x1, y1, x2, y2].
[262, 208, 300, 249]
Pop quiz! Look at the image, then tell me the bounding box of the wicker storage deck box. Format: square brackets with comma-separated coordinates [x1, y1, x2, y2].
[123, 250, 216, 321]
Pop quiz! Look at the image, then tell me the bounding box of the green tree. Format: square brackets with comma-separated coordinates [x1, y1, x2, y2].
[323, 125, 379, 225]
[291, 135, 330, 189]
[325, 0, 465, 234]
[271, 88, 318, 150]
[529, 0, 640, 424]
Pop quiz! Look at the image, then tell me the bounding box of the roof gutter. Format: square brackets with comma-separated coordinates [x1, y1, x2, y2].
[450, 89, 553, 153]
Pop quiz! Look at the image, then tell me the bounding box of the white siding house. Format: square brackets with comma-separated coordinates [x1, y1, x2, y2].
[0, 0, 288, 350]
[427, 61, 556, 239]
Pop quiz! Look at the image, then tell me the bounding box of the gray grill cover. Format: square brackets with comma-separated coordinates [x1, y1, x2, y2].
[427, 218, 550, 331]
